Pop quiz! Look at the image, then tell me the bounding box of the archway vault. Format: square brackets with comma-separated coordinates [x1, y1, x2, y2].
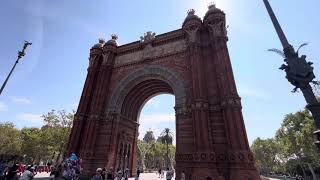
[106, 64, 188, 116]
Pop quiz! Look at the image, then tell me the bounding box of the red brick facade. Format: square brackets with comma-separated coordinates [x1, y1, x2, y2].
[68, 5, 261, 180]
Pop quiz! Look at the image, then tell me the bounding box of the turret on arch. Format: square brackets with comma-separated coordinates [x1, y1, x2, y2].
[67, 4, 261, 180]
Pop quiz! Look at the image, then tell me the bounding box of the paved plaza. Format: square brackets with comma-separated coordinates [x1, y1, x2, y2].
[128, 172, 174, 180]
[33, 172, 282, 180]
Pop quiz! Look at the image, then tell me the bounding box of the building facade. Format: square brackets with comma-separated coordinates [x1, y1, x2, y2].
[68, 4, 261, 180]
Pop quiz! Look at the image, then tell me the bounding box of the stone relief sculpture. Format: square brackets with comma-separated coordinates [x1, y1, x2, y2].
[102, 52, 110, 65]
[185, 25, 200, 43]
[140, 31, 157, 59]
[183, 9, 201, 44]
[208, 20, 227, 37]
[142, 43, 155, 59]
[140, 31, 156, 43]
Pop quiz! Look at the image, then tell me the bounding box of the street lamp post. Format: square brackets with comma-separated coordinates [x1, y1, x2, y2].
[0, 41, 32, 96]
[263, 0, 320, 150]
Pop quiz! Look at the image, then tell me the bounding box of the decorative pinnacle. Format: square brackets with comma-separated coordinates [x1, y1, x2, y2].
[111, 34, 118, 40]
[187, 9, 195, 16]
[208, 2, 216, 9]
[98, 38, 105, 44]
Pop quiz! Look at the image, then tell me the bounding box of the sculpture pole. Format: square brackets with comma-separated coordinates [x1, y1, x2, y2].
[0, 41, 32, 96]
[263, 0, 320, 150]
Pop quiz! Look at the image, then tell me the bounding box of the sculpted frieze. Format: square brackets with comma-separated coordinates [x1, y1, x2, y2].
[114, 40, 187, 67]
[176, 151, 255, 163]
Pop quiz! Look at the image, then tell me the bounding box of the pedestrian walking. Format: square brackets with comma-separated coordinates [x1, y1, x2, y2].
[19, 166, 35, 180]
[101, 168, 107, 180]
[115, 169, 122, 180]
[124, 168, 129, 180]
[106, 167, 114, 180]
[181, 170, 185, 180]
[166, 168, 173, 180]
[6, 164, 19, 180]
[161, 169, 164, 178]
[136, 168, 140, 178]
[91, 168, 103, 180]
[158, 168, 162, 178]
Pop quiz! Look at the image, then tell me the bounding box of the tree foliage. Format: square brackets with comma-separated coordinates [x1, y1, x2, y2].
[0, 123, 22, 156]
[251, 138, 281, 174]
[251, 109, 320, 178]
[143, 130, 155, 144]
[137, 129, 175, 171]
[159, 128, 174, 169]
[0, 110, 74, 164]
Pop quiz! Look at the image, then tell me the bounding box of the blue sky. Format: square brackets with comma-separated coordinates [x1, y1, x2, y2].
[0, 0, 319, 144]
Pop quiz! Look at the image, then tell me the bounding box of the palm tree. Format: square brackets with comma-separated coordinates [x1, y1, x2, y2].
[160, 128, 173, 169]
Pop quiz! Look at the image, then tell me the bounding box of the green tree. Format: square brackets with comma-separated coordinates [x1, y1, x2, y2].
[145, 142, 164, 169]
[0, 122, 22, 156]
[20, 127, 44, 164]
[41, 110, 74, 163]
[0, 109, 74, 165]
[159, 128, 173, 169]
[143, 130, 155, 144]
[251, 138, 280, 174]
[144, 142, 176, 170]
[276, 109, 319, 179]
[137, 139, 154, 172]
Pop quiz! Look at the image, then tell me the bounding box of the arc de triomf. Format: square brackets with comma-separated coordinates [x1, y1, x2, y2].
[68, 4, 261, 180]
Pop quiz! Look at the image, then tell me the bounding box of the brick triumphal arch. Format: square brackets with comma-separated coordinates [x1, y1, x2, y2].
[68, 4, 261, 180]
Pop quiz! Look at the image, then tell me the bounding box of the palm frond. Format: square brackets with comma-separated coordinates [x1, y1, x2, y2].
[297, 43, 308, 54]
[268, 48, 285, 58]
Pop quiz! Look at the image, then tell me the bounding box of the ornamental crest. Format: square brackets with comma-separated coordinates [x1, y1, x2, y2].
[140, 31, 156, 43]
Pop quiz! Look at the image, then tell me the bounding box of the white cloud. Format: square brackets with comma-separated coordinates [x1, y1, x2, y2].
[0, 101, 8, 111]
[10, 96, 31, 104]
[16, 113, 43, 127]
[138, 113, 176, 144]
[139, 113, 175, 125]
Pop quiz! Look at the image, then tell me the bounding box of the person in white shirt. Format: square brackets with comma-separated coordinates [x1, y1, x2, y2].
[20, 166, 35, 180]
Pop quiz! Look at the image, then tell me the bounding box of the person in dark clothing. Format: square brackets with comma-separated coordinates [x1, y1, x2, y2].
[158, 169, 162, 178]
[106, 167, 113, 180]
[207, 177, 212, 180]
[136, 169, 140, 177]
[101, 168, 106, 180]
[5, 164, 19, 180]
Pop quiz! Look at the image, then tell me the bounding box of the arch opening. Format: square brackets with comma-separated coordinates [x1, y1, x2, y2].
[108, 65, 185, 174]
[137, 94, 176, 170]
[120, 78, 174, 122]
[119, 79, 176, 171]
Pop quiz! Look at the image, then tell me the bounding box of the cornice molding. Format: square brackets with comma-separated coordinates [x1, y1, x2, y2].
[116, 29, 185, 55]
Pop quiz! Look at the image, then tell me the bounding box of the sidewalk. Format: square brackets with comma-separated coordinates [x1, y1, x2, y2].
[129, 172, 174, 180]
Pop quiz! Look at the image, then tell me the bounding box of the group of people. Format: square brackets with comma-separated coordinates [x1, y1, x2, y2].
[91, 167, 135, 180]
[0, 161, 37, 180]
[158, 168, 174, 180]
[92, 167, 177, 180]
[50, 153, 81, 180]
